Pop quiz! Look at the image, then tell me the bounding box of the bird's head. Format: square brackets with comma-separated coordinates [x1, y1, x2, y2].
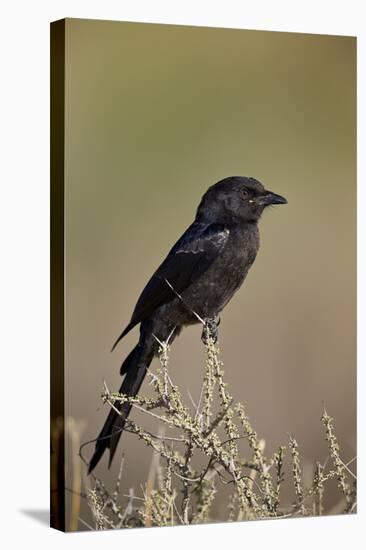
[196, 176, 287, 224]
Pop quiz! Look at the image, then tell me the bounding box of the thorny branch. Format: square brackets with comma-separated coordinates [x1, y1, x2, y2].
[82, 323, 357, 529]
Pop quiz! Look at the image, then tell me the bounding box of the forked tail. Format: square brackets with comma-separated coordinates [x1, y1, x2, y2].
[88, 343, 153, 474]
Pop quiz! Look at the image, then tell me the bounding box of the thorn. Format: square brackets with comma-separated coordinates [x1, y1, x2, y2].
[166, 326, 176, 345]
[152, 332, 164, 347]
[164, 278, 205, 325]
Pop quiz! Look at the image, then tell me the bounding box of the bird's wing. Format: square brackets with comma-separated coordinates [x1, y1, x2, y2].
[111, 222, 230, 350]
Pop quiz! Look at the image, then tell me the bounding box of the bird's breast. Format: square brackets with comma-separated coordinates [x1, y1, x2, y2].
[181, 224, 259, 320]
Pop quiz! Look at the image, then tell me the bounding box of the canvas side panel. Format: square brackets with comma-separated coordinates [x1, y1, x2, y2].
[50, 18, 66, 532]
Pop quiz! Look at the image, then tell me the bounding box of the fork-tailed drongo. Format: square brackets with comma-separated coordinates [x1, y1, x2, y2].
[88, 176, 287, 473]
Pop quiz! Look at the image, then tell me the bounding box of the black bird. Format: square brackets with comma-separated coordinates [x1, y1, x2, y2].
[88, 176, 287, 473]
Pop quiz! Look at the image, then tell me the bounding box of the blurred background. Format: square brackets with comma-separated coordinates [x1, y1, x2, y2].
[62, 18, 356, 529]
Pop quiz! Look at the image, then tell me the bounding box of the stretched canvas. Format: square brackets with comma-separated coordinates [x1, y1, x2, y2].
[51, 18, 356, 532]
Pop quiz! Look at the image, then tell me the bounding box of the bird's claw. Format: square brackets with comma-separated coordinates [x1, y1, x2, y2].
[201, 317, 220, 345]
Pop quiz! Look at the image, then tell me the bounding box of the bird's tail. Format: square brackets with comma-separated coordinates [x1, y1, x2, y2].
[88, 343, 153, 474]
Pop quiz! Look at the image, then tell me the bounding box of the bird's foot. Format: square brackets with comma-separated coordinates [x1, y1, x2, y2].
[201, 317, 220, 345]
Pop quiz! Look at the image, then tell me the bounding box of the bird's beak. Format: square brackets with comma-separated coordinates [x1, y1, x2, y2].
[261, 191, 287, 206]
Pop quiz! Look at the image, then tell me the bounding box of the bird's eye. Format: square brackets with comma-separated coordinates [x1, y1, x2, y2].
[240, 189, 249, 199]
